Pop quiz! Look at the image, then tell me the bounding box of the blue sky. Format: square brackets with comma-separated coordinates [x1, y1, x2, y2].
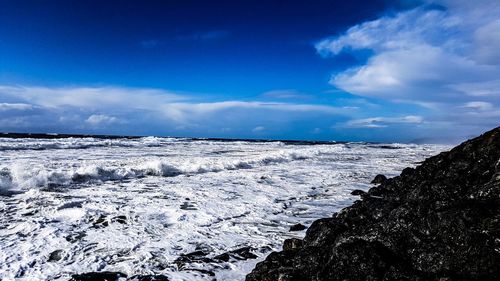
[1, 0, 499, 143]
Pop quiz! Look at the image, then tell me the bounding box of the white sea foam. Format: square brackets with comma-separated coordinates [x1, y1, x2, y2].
[0, 149, 315, 190]
[0, 137, 449, 280]
[0, 136, 181, 151]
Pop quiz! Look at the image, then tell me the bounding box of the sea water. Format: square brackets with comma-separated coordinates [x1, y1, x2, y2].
[0, 137, 448, 280]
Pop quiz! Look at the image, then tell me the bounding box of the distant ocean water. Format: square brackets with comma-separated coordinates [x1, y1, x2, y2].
[0, 136, 449, 280]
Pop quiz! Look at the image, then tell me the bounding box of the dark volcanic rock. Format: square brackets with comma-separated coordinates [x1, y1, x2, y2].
[174, 246, 259, 270]
[48, 250, 63, 262]
[247, 126, 500, 281]
[92, 214, 109, 228]
[128, 275, 170, 281]
[174, 250, 213, 269]
[70, 271, 127, 281]
[371, 174, 387, 184]
[113, 215, 127, 224]
[283, 238, 303, 251]
[65, 231, 86, 243]
[214, 246, 258, 262]
[350, 189, 366, 196]
[289, 223, 307, 231]
[71, 272, 169, 281]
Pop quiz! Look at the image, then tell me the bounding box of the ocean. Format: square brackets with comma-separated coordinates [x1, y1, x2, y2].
[0, 136, 448, 280]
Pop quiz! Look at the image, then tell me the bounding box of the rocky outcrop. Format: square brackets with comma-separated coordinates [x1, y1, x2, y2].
[247, 126, 500, 281]
[371, 174, 387, 184]
[70, 272, 169, 281]
[70, 246, 261, 281]
[289, 223, 307, 232]
[70, 271, 127, 281]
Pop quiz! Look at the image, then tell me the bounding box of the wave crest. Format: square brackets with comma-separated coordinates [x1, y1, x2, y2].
[0, 150, 312, 190]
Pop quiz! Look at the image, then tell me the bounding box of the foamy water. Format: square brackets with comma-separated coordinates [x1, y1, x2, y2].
[0, 137, 449, 280]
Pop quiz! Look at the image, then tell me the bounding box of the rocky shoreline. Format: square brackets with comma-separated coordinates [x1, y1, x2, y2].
[247, 127, 500, 280]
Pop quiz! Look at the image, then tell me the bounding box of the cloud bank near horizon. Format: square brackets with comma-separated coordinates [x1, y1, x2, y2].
[0, 85, 358, 139]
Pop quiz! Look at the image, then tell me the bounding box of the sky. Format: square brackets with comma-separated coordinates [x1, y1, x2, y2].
[0, 0, 499, 143]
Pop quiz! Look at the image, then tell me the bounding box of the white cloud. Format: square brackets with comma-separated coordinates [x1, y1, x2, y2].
[156, 101, 349, 125]
[473, 19, 500, 65]
[0, 103, 34, 111]
[316, 0, 500, 136]
[252, 126, 265, 132]
[0, 85, 348, 123]
[165, 101, 344, 115]
[85, 114, 119, 126]
[0, 117, 30, 128]
[262, 89, 311, 99]
[462, 101, 494, 111]
[450, 80, 500, 97]
[311, 127, 322, 134]
[0, 85, 352, 134]
[315, 7, 493, 102]
[0, 85, 186, 110]
[346, 115, 424, 128]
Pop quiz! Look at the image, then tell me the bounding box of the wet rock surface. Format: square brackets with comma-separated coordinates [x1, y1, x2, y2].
[289, 223, 307, 232]
[70, 271, 127, 281]
[71, 272, 170, 281]
[370, 174, 387, 184]
[350, 189, 366, 196]
[174, 246, 260, 268]
[247, 127, 500, 281]
[48, 250, 64, 262]
[128, 275, 170, 281]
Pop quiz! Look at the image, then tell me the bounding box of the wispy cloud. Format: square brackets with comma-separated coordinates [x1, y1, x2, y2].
[252, 126, 265, 132]
[261, 89, 312, 99]
[164, 101, 345, 114]
[86, 114, 120, 126]
[345, 115, 424, 128]
[0, 85, 186, 110]
[0, 117, 31, 128]
[462, 101, 494, 111]
[0, 103, 34, 111]
[0, 85, 349, 136]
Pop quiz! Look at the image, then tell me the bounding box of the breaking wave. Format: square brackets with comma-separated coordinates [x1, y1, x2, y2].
[0, 150, 310, 190]
[0, 137, 174, 151]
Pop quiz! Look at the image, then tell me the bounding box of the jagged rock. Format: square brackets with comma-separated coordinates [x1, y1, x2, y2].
[92, 214, 109, 228]
[184, 268, 215, 276]
[174, 246, 259, 269]
[214, 246, 258, 262]
[231, 246, 258, 260]
[247, 126, 500, 281]
[283, 238, 303, 251]
[289, 223, 307, 231]
[213, 252, 231, 262]
[48, 250, 63, 262]
[70, 271, 127, 281]
[71, 273, 169, 281]
[112, 215, 127, 224]
[350, 189, 366, 196]
[174, 250, 213, 269]
[21, 210, 37, 216]
[128, 275, 170, 281]
[65, 231, 86, 243]
[371, 174, 387, 184]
